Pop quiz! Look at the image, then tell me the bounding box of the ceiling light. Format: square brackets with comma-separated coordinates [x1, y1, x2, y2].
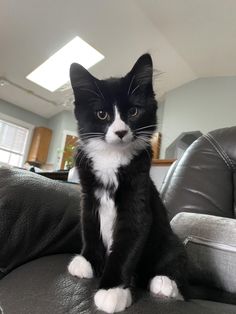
[26, 36, 104, 92]
[0, 79, 8, 87]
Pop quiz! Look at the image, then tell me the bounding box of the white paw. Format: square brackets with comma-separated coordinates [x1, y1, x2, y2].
[68, 255, 93, 278]
[150, 276, 183, 300]
[94, 287, 132, 313]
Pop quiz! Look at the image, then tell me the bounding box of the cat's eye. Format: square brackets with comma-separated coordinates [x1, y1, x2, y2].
[97, 110, 109, 120]
[128, 106, 139, 117]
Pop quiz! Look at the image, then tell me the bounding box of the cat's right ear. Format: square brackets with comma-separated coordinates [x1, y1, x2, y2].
[70, 63, 97, 100]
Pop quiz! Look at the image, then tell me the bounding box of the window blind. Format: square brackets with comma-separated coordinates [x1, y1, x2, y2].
[0, 119, 29, 167]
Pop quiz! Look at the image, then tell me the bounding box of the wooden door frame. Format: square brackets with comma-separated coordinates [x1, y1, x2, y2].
[57, 130, 78, 169]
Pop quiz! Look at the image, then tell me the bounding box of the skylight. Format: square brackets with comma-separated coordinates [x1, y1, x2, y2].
[26, 36, 104, 92]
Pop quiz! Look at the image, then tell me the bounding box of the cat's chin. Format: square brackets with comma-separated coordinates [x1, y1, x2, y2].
[104, 136, 132, 145]
[106, 140, 133, 149]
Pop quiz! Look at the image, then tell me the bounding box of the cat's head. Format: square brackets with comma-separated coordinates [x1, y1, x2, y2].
[70, 54, 157, 151]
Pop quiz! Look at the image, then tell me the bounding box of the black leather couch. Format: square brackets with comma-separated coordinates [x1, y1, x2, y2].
[0, 126, 236, 314]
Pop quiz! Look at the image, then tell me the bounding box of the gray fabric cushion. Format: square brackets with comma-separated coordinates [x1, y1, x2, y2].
[0, 254, 236, 314]
[171, 213, 236, 294]
[0, 166, 82, 276]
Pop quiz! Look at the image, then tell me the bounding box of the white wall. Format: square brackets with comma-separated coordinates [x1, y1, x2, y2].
[150, 165, 171, 191]
[161, 76, 236, 157]
[0, 99, 48, 126]
[157, 100, 165, 134]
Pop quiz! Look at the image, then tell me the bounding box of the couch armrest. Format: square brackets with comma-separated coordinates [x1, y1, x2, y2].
[0, 166, 82, 277]
[171, 212, 236, 295]
[161, 127, 236, 220]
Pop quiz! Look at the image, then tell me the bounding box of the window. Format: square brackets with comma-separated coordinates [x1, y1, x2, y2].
[0, 119, 29, 167]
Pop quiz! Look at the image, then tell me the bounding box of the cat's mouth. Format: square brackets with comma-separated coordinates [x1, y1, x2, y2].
[105, 130, 133, 146]
[105, 133, 151, 150]
[105, 138, 133, 147]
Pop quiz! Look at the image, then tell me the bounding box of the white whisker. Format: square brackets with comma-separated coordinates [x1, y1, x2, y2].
[131, 84, 140, 95]
[78, 151, 88, 169]
[80, 132, 104, 136]
[94, 81, 105, 100]
[80, 134, 102, 140]
[134, 124, 158, 132]
[138, 136, 151, 144]
[136, 138, 151, 160]
[127, 75, 135, 96]
[136, 131, 153, 136]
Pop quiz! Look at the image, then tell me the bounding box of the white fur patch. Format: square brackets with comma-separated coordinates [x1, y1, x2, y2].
[150, 276, 183, 300]
[106, 106, 132, 145]
[94, 287, 132, 313]
[84, 139, 132, 187]
[83, 106, 148, 187]
[84, 137, 139, 250]
[95, 189, 116, 253]
[68, 255, 93, 278]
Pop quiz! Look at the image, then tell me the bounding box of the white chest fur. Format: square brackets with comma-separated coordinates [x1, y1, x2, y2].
[84, 139, 134, 187]
[84, 138, 139, 252]
[85, 140, 134, 252]
[95, 189, 116, 252]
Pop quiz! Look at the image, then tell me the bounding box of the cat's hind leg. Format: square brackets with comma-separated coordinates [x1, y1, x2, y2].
[148, 240, 188, 301]
[137, 233, 188, 300]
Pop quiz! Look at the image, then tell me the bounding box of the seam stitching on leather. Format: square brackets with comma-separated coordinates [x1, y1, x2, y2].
[204, 134, 234, 170]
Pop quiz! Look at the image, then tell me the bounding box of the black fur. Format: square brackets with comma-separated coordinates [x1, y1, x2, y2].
[70, 54, 188, 298]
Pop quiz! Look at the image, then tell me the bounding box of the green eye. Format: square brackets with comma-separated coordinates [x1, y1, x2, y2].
[97, 110, 109, 120]
[128, 106, 138, 117]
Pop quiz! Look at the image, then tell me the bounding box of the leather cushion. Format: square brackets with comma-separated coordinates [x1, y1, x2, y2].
[0, 254, 236, 314]
[161, 126, 236, 220]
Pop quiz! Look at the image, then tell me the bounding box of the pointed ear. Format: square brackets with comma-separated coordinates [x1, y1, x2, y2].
[70, 63, 98, 100]
[127, 53, 153, 90]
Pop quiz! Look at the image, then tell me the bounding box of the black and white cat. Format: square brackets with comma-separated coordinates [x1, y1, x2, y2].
[68, 54, 188, 313]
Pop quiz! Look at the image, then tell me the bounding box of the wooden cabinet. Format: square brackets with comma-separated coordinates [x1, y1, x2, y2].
[27, 127, 52, 166]
[151, 132, 161, 160]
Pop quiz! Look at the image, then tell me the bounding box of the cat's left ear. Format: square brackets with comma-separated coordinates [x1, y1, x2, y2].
[126, 53, 153, 91]
[70, 63, 98, 101]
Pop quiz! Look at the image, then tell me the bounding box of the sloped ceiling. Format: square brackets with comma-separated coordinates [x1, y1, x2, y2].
[0, 0, 235, 118]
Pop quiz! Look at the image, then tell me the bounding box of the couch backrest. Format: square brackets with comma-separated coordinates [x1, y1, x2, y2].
[161, 126, 236, 220]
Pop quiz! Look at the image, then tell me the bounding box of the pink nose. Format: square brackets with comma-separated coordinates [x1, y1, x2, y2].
[115, 130, 128, 139]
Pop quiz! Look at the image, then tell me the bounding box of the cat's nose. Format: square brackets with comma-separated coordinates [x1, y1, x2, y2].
[115, 130, 128, 139]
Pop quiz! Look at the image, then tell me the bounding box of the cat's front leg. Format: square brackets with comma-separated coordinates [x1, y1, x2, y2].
[68, 254, 94, 279]
[94, 287, 132, 314]
[94, 253, 134, 313]
[68, 193, 105, 278]
[94, 211, 151, 313]
[82, 246, 105, 277]
[68, 246, 105, 279]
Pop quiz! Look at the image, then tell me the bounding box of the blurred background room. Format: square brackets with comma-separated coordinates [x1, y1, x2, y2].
[1, 0, 236, 188]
